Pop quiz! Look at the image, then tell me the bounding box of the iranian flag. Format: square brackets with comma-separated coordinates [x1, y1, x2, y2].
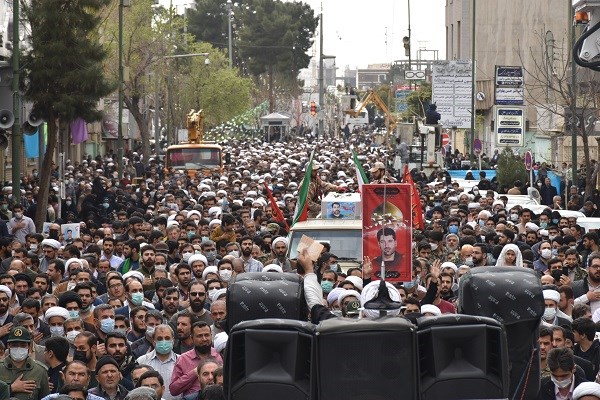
[292, 149, 316, 226]
[351, 149, 368, 191]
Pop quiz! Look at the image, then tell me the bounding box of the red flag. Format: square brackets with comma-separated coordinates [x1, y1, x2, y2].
[402, 165, 424, 230]
[263, 182, 289, 231]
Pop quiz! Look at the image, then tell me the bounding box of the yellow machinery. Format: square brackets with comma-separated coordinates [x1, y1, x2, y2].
[164, 109, 223, 177]
[348, 90, 397, 143]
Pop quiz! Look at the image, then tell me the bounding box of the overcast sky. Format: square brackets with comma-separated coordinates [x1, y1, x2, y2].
[292, 0, 447, 69]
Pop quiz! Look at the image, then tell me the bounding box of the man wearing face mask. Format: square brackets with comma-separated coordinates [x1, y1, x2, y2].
[542, 289, 572, 327]
[73, 331, 99, 385]
[131, 310, 164, 359]
[538, 347, 585, 400]
[45, 306, 71, 339]
[7, 204, 36, 244]
[200, 240, 218, 267]
[535, 241, 554, 274]
[0, 326, 50, 399]
[136, 324, 178, 400]
[115, 278, 155, 318]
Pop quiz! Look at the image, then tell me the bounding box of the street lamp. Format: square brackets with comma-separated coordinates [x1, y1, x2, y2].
[117, 0, 131, 180]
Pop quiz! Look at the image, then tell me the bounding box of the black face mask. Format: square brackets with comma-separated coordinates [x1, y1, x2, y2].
[73, 350, 90, 363]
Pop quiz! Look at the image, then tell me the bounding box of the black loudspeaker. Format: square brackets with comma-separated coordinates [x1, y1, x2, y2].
[226, 272, 307, 332]
[458, 266, 544, 400]
[225, 319, 316, 400]
[416, 314, 509, 399]
[316, 317, 418, 400]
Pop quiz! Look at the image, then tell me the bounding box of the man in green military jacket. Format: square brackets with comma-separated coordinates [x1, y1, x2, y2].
[0, 326, 50, 399]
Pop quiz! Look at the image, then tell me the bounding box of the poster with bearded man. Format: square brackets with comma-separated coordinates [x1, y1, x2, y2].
[362, 184, 412, 282]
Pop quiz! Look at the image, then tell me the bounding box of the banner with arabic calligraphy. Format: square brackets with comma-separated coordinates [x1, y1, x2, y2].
[362, 184, 412, 282]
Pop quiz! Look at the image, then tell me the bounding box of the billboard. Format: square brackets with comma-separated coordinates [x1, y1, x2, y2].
[432, 60, 473, 128]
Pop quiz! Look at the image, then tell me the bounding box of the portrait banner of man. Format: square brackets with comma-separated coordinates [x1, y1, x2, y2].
[61, 223, 81, 240]
[362, 184, 412, 282]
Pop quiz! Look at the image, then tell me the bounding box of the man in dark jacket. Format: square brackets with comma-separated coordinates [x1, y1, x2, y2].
[537, 347, 586, 400]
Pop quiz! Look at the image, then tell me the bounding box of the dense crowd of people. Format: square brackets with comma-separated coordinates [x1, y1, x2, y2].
[0, 136, 599, 399]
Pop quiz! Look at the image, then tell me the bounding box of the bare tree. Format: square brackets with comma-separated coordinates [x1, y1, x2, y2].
[519, 31, 600, 196]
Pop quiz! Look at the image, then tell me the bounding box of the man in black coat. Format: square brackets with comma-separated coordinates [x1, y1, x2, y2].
[537, 347, 587, 400]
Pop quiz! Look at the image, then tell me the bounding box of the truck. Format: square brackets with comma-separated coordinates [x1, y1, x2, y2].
[287, 193, 363, 271]
[164, 109, 223, 177]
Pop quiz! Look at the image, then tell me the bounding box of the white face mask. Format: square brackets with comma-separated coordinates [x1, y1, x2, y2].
[9, 347, 29, 362]
[66, 330, 81, 344]
[219, 269, 233, 282]
[430, 243, 438, 251]
[550, 374, 572, 389]
[543, 307, 557, 321]
[541, 249, 552, 259]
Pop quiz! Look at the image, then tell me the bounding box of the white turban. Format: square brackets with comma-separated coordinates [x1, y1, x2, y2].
[123, 270, 144, 283]
[262, 264, 283, 273]
[0, 285, 11, 299]
[202, 266, 218, 281]
[41, 239, 61, 250]
[574, 382, 600, 400]
[65, 258, 82, 272]
[360, 281, 401, 318]
[271, 237, 288, 250]
[208, 219, 222, 228]
[188, 254, 208, 267]
[345, 275, 363, 291]
[210, 288, 227, 303]
[441, 262, 458, 273]
[338, 290, 361, 308]
[326, 287, 346, 306]
[45, 306, 70, 321]
[421, 304, 442, 316]
[214, 332, 228, 353]
[543, 289, 560, 304]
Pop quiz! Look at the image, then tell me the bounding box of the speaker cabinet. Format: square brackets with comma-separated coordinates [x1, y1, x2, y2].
[458, 266, 543, 399]
[226, 272, 307, 332]
[316, 317, 418, 400]
[225, 319, 316, 400]
[416, 314, 509, 399]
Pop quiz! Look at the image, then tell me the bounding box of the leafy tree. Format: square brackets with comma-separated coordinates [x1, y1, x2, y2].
[496, 148, 528, 191]
[101, 0, 181, 162]
[187, 0, 232, 50]
[22, 0, 113, 229]
[401, 82, 432, 120]
[237, 0, 317, 111]
[168, 42, 255, 128]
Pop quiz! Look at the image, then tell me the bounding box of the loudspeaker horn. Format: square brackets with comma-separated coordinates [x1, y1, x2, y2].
[0, 133, 8, 150]
[0, 110, 14, 129]
[27, 113, 43, 127]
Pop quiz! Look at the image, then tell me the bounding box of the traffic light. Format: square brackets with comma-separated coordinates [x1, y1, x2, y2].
[310, 101, 317, 116]
[403, 36, 410, 57]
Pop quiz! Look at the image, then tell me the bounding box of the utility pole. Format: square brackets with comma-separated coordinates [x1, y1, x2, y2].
[469, 0, 476, 164]
[227, 0, 233, 68]
[318, 13, 324, 138]
[11, 0, 20, 202]
[117, 0, 125, 179]
[570, 3, 577, 192]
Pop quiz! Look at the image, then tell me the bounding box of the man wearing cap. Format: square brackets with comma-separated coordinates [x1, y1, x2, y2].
[369, 161, 395, 184]
[266, 237, 294, 272]
[306, 161, 342, 218]
[89, 356, 129, 400]
[0, 326, 50, 399]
